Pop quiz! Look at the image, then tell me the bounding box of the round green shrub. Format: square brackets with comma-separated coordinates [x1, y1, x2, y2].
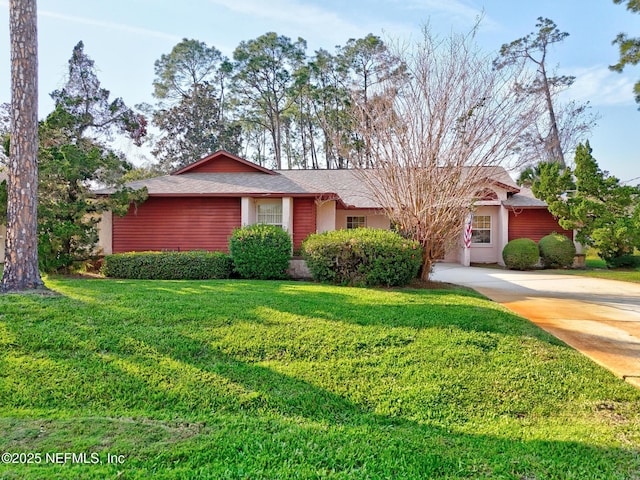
[502, 238, 539, 270]
[538, 233, 576, 269]
[302, 228, 422, 287]
[229, 224, 292, 279]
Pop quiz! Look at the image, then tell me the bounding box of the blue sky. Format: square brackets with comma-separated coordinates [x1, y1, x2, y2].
[1, 0, 639, 182]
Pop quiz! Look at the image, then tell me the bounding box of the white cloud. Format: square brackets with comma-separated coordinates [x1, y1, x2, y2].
[391, 0, 499, 30]
[207, 0, 369, 40]
[38, 9, 182, 42]
[562, 66, 636, 107]
[403, 0, 480, 19]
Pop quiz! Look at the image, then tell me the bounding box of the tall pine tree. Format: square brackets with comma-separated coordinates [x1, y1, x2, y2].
[2, 0, 44, 292]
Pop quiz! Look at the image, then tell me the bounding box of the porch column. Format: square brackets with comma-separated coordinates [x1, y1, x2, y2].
[241, 197, 256, 226]
[316, 200, 336, 233]
[498, 206, 509, 266]
[461, 245, 471, 267]
[460, 213, 472, 267]
[282, 197, 294, 235]
[97, 211, 113, 255]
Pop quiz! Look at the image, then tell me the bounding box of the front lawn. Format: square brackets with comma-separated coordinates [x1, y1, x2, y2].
[557, 268, 640, 284]
[550, 252, 640, 283]
[1, 278, 639, 478]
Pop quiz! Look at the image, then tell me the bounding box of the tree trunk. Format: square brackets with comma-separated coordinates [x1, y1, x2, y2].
[271, 113, 282, 170]
[1, 0, 44, 292]
[540, 62, 565, 168]
[420, 255, 433, 282]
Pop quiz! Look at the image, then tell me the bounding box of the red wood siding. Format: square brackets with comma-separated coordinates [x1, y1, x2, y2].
[113, 197, 241, 253]
[508, 209, 573, 242]
[293, 198, 316, 249]
[187, 156, 264, 173]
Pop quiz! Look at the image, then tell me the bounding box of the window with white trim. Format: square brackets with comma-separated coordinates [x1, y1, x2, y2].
[257, 202, 282, 227]
[346, 216, 366, 229]
[471, 215, 491, 244]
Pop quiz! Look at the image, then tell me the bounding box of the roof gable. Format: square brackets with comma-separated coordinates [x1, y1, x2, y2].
[172, 150, 276, 175]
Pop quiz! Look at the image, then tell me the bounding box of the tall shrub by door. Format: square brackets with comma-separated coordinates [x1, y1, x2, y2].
[229, 224, 292, 279]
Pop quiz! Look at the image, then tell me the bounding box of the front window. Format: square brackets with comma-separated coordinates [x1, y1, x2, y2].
[257, 202, 282, 227]
[346, 216, 366, 229]
[472, 215, 491, 244]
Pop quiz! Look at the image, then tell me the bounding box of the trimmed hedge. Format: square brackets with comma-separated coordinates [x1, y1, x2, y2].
[229, 224, 292, 280]
[502, 238, 539, 270]
[538, 233, 576, 269]
[302, 228, 422, 287]
[101, 251, 233, 279]
[607, 254, 640, 269]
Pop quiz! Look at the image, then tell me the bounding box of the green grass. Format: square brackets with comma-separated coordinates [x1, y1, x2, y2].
[1, 278, 640, 479]
[549, 250, 640, 283]
[558, 268, 640, 283]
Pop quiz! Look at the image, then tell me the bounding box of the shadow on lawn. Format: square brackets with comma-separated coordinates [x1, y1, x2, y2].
[97, 278, 567, 346]
[1, 280, 639, 477]
[106, 331, 640, 478]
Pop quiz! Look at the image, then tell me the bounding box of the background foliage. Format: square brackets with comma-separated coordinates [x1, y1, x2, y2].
[1, 42, 148, 272]
[533, 142, 640, 266]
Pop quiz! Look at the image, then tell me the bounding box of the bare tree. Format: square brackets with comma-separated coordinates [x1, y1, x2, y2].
[494, 18, 597, 169]
[515, 99, 597, 179]
[351, 27, 536, 280]
[1, 0, 44, 292]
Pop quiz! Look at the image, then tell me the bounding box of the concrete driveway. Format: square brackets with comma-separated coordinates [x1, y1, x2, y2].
[431, 263, 640, 388]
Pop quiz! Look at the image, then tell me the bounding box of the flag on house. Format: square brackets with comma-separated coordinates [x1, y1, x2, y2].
[463, 213, 473, 249]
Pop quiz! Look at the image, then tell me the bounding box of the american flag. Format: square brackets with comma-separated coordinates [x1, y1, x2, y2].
[463, 213, 473, 249]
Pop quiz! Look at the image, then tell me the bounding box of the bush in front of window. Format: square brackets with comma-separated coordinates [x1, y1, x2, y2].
[502, 238, 539, 270]
[538, 233, 576, 269]
[101, 251, 234, 279]
[301, 228, 422, 287]
[229, 224, 292, 280]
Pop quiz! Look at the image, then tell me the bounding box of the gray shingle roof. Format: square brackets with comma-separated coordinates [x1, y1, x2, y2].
[503, 186, 548, 208]
[277, 170, 379, 208]
[95, 165, 521, 210]
[111, 172, 319, 196]
[95, 169, 380, 208]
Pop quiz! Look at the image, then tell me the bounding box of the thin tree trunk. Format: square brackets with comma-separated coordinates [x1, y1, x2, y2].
[324, 132, 333, 169]
[2, 0, 44, 292]
[540, 62, 565, 168]
[272, 113, 282, 170]
[308, 121, 318, 169]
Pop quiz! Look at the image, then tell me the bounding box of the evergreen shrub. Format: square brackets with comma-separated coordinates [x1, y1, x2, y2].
[538, 233, 576, 268]
[302, 228, 422, 287]
[229, 224, 292, 279]
[607, 254, 640, 269]
[502, 238, 539, 270]
[101, 251, 233, 279]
